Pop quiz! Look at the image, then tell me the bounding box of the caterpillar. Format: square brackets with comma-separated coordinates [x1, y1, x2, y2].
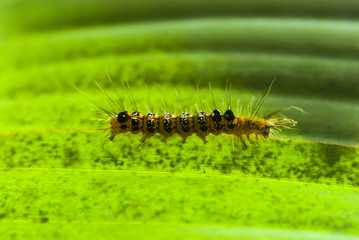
[75, 78, 299, 148]
[110, 109, 269, 146]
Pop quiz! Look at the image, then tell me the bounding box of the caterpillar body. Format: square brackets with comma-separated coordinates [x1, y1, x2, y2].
[76, 78, 299, 147]
[110, 109, 270, 145]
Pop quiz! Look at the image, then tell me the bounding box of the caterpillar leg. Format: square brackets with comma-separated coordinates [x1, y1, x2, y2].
[135, 141, 146, 151]
[109, 132, 117, 141]
[200, 136, 208, 144]
[140, 136, 147, 143]
[239, 135, 248, 150]
[161, 137, 167, 143]
[181, 137, 187, 144]
[246, 134, 255, 145]
[254, 133, 265, 141]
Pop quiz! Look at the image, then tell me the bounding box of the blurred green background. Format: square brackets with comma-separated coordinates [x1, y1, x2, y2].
[0, 0, 359, 239]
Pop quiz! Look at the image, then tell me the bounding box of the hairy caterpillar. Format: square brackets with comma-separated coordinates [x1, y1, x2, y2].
[75, 77, 298, 148]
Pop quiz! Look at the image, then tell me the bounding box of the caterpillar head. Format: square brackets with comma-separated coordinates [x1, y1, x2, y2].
[263, 121, 271, 138]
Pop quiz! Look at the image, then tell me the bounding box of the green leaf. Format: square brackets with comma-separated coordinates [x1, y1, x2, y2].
[1, 1, 359, 239]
